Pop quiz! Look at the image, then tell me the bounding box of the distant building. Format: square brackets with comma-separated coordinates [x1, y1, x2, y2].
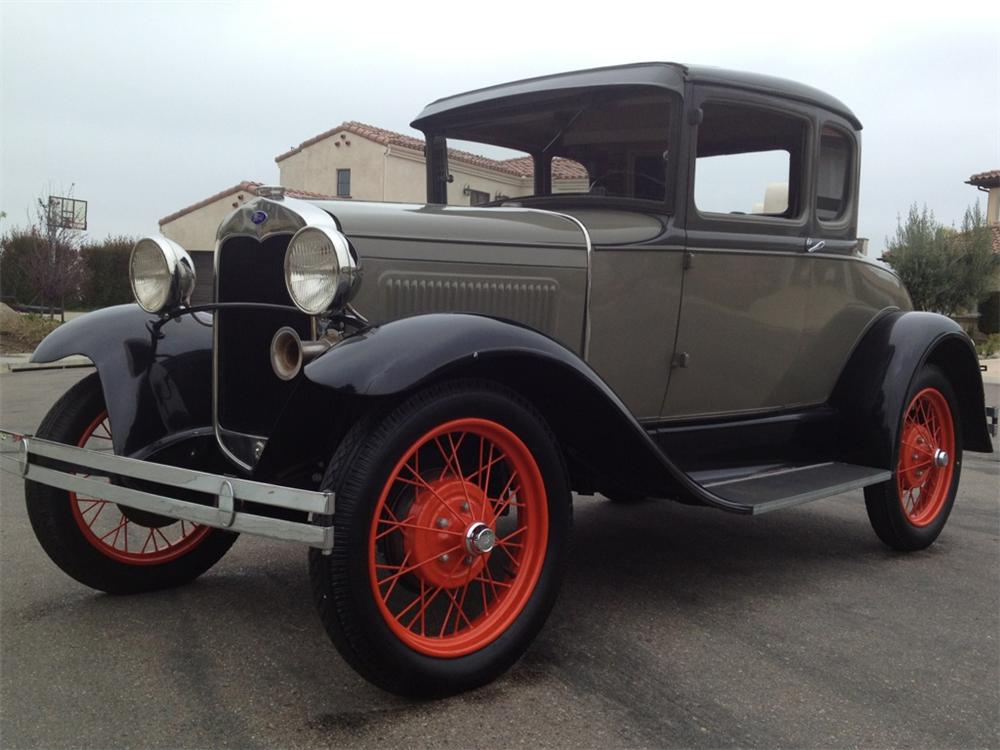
[965, 169, 1000, 334]
[275, 121, 587, 205]
[160, 121, 588, 303]
[965, 169, 1000, 252]
[159, 182, 335, 304]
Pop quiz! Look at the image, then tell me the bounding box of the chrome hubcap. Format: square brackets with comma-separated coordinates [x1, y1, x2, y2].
[933, 449, 949, 468]
[465, 522, 495, 555]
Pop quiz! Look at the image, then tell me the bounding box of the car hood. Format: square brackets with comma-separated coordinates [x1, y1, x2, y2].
[310, 200, 665, 249]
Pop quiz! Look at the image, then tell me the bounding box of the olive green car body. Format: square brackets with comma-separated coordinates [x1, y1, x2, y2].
[27, 61, 993, 512]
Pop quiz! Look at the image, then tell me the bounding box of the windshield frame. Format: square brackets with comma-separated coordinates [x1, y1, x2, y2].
[420, 85, 683, 213]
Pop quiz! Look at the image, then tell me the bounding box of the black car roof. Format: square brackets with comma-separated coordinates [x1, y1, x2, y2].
[411, 62, 862, 131]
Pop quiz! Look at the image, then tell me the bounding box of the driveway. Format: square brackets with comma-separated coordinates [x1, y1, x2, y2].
[1, 370, 998, 748]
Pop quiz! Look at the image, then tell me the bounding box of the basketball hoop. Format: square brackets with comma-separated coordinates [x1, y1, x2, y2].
[47, 196, 87, 230]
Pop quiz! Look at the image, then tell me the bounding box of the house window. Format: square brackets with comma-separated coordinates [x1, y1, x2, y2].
[336, 169, 351, 197]
[469, 189, 490, 206]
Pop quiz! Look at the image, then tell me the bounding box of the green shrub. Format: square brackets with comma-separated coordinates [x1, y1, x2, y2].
[0, 228, 40, 305]
[78, 235, 135, 309]
[979, 291, 1000, 336]
[976, 333, 1000, 359]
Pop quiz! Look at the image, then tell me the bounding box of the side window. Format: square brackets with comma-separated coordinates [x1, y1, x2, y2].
[817, 126, 852, 222]
[336, 169, 351, 198]
[694, 102, 807, 218]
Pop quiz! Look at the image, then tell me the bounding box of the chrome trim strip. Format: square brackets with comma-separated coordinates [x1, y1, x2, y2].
[0, 430, 334, 550]
[520, 208, 594, 361]
[212, 195, 331, 472]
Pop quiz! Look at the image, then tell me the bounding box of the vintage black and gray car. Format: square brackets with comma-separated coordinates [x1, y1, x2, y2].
[3, 63, 993, 696]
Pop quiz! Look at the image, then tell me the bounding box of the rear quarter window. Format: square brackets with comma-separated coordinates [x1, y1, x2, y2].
[816, 126, 853, 222]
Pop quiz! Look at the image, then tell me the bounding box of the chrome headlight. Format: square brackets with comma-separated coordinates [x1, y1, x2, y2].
[129, 235, 196, 313]
[284, 226, 360, 315]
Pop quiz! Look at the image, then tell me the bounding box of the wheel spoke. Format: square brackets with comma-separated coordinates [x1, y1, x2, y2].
[446, 433, 474, 508]
[379, 551, 412, 602]
[396, 465, 466, 525]
[496, 526, 527, 546]
[100, 515, 127, 543]
[375, 542, 465, 585]
[155, 528, 172, 549]
[404, 585, 444, 631]
[375, 519, 462, 541]
[491, 485, 524, 519]
[85, 502, 107, 529]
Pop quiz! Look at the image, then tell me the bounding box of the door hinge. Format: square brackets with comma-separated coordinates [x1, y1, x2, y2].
[683, 252, 694, 270]
[672, 351, 691, 369]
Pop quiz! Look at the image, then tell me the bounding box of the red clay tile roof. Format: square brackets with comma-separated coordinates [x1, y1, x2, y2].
[275, 121, 587, 179]
[159, 181, 336, 226]
[967, 170, 1000, 188]
[502, 155, 587, 180]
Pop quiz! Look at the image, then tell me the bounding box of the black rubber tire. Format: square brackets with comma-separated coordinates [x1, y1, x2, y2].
[25, 372, 238, 594]
[309, 379, 572, 697]
[864, 365, 963, 551]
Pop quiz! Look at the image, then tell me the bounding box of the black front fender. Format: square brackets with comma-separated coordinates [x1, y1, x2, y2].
[32, 305, 213, 456]
[832, 310, 992, 468]
[291, 313, 749, 511]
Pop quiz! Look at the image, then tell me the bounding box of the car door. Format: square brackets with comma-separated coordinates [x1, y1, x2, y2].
[661, 87, 816, 418]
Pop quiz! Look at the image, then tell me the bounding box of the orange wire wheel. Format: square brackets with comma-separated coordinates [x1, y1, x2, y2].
[895, 387, 956, 528]
[367, 417, 549, 657]
[864, 366, 963, 552]
[311, 382, 571, 695]
[24, 372, 237, 594]
[68, 410, 211, 565]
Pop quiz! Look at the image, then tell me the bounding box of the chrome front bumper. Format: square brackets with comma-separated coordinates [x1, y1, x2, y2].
[0, 429, 335, 551]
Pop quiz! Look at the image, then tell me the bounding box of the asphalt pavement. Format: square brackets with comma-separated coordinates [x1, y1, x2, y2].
[1, 369, 998, 749]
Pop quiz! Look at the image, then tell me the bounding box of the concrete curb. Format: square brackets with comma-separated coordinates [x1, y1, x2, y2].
[1, 355, 93, 374]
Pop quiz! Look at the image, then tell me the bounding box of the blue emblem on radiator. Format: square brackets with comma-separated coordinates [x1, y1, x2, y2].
[251, 210, 268, 225]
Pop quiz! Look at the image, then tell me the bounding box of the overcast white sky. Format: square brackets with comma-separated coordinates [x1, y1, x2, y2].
[1, 1, 998, 255]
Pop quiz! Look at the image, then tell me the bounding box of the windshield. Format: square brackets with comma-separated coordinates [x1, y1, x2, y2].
[437, 87, 675, 204]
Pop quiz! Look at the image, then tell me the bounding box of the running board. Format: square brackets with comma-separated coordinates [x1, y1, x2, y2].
[691, 462, 891, 515]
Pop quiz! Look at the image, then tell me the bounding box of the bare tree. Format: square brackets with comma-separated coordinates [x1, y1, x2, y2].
[21, 191, 85, 321]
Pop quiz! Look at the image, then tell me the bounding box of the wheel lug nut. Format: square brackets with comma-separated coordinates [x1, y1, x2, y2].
[464, 555, 473, 565]
[439, 553, 450, 563]
[460, 502, 470, 512]
[436, 517, 449, 528]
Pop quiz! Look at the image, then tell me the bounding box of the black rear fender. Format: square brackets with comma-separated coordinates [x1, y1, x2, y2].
[831, 310, 992, 468]
[31, 304, 213, 456]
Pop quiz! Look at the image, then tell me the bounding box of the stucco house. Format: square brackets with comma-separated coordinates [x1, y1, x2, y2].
[275, 121, 587, 204]
[159, 182, 336, 303]
[965, 169, 1000, 253]
[965, 169, 1000, 335]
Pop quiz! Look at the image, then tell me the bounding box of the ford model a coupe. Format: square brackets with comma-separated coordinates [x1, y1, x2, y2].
[3, 63, 992, 696]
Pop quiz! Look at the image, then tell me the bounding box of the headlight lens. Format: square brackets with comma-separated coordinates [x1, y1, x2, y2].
[129, 236, 196, 313]
[284, 226, 360, 315]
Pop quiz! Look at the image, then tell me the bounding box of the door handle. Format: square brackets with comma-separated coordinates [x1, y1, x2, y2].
[806, 239, 826, 254]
